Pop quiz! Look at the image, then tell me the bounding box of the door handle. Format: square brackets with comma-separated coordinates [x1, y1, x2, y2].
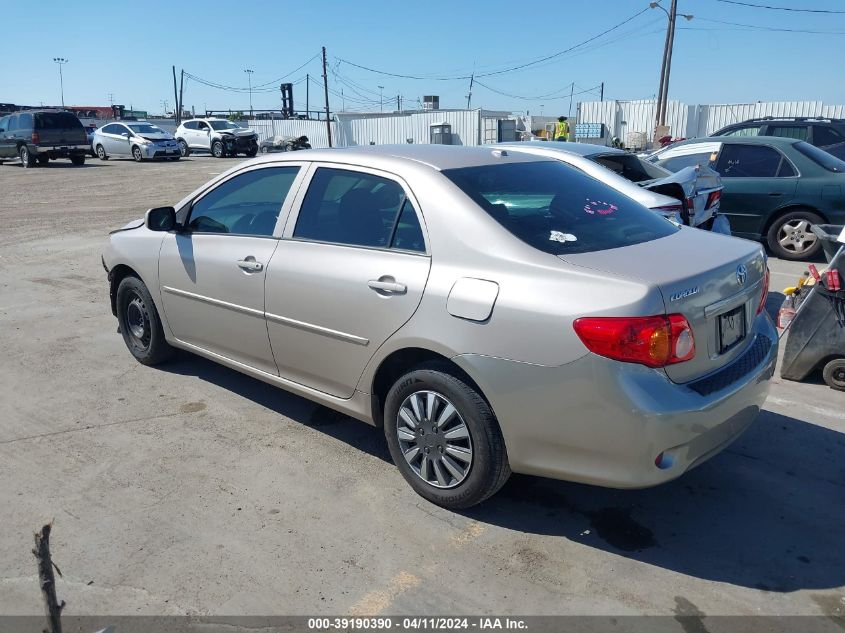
[368, 278, 406, 294]
[237, 257, 264, 272]
[768, 192, 784, 196]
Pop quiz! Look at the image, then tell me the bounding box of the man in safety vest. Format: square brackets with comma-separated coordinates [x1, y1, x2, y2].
[554, 116, 570, 141]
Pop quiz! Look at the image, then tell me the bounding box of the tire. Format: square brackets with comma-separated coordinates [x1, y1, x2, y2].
[177, 139, 190, 157]
[70, 154, 85, 166]
[766, 209, 823, 261]
[96, 144, 108, 160]
[19, 145, 35, 168]
[245, 146, 258, 158]
[260, 145, 269, 154]
[116, 276, 173, 366]
[131, 146, 143, 162]
[383, 362, 510, 509]
[211, 140, 224, 158]
[823, 359, 845, 392]
[37, 155, 49, 166]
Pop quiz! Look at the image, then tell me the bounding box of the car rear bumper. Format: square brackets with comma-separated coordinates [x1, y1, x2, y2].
[35, 144, 89, 157]
[453, 312, 778, 488]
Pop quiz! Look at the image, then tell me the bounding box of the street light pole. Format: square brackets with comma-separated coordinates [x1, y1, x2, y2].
[650, 1, 692, 137]
[53, 58, 68, 108]
[244, 69, 254, 117]
[378, 85, 384, 112]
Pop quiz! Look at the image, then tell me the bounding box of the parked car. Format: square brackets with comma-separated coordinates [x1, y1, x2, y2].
[712, 117, 845, 150]
[493, 141, 725, 230]
[93, 121, 180, 162]
[103, 145, 777, 508]
[85, 124, 98, 156]
[0, 109, 87, 167]
[174, 118, 259, 158]
[647, 136, 845, 260]
[259, 134, 312, 153]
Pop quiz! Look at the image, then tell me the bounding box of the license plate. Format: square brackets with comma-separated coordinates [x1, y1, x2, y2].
[166, 149, 176, 154]
[718, 305, 746, 353]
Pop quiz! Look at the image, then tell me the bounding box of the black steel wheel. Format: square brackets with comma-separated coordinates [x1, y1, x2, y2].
[116, 276, 173, 365]
[823, 359, 845, 392]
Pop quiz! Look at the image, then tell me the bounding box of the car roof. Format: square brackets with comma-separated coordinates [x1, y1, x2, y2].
[671, 135, 802, 148]
[246, 144, 551, 171]
[493, 140, 626, 157]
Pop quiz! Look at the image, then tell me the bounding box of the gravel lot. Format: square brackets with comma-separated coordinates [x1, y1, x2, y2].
[0, 156, 843, 618]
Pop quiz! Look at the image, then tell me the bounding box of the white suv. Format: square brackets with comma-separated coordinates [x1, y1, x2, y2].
[174, 118, 259, 158]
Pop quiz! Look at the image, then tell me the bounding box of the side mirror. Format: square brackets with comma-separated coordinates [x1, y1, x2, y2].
[123, 132, 131, 138]
[145, 206, 177, 232]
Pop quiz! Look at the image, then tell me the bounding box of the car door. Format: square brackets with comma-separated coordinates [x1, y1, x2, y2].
[158, 164, 304, 374]
[713, 143, 799, 238]
[265, 165, 431, 398]
[4, 115, 20, 156]
[0, 116, 10, 158]
[101, 124, 124, 156]
[194, 121, 211, 150]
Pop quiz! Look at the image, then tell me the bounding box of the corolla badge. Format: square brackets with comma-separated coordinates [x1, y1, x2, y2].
[670, 286, 699, 302]
[736, 264, 748, 286]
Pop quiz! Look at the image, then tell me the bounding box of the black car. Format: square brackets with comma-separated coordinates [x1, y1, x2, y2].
[0, 109, 88, 167]
[712, 117, 845, 149]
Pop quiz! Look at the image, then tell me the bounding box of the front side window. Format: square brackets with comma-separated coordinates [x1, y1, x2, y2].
[293, 168, 412, 249]
[715, 144, 785, 177]
[722, 126, 761, 137]
[0, 116, 8, 131]
[442, 161, 677, 256]
[7, 115, 18, 131]
[187, 167, 300, 236]
[196, 121, 209, 130]
[769, 126, 808, 141]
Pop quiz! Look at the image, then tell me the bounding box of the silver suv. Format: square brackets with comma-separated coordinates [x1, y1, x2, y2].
[174, 117, 259, 158]
[103, 145, 777, 508]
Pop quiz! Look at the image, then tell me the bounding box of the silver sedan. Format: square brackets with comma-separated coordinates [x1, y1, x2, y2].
[102, 145, 777, 509]
[93, 121, 181, 162]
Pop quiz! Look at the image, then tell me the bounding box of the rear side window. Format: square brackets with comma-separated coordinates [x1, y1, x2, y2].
[769, 126, 808, 141]
[721, 126, 761, 137]
[591, 153, 669, 183]
[655, 152, 713, 172]
[442, 161, 677, 256]
[794, 141, 845, 173]
[17, 113, 32, 129]
[34, 112, 83, 130]
[715, 144, 784, 177]
[294, 168, 419, 250]
[187, 166, 300, 236]
[814, 126, 844, 146]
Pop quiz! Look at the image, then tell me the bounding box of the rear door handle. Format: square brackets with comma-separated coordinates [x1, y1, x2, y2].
[237, 257, 264, 272]
[368, 279, 406, 294]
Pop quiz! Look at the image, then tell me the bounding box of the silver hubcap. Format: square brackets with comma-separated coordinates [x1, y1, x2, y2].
[213, 143, 222, 157]
[97, 146, 105, 158]
[125, 295, 150, 350]
[396, 390, 473, 489]
[134, 148, 141, 160]
[778, 219, 817, 254]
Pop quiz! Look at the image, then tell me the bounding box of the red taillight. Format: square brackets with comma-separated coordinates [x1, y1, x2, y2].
[757, 266, 770, 315]
[31, 131, 40, 144]
[573, 314, 696, 368]
[705, 189, 722, 210]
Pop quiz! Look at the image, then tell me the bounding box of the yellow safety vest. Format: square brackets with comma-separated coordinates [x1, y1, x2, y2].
[554, 121, 569, 139]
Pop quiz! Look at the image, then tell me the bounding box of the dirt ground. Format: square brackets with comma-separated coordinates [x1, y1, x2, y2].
[0, 155, 843, 618]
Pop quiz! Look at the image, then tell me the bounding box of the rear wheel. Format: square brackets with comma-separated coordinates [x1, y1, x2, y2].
[132, 146, 143, 162]
[211, 140, 224, 158]
[96, 144, 108, 160]
[767, 210, 823, 260]
[383, 362, 510, 509]
[116, 276, 173, 366]
[70, 154, 85, 166]
[823, 359, 845, 392]
[19, 145, 35, 168]
[37, 155, 49, 166]
[177, 139, 190, 157]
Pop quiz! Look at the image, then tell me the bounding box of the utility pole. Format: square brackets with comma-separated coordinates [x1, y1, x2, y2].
[651, 0, 693, 136]
[178, 69, 185, 124]
[378, 85, 384, 112]
[306, 73, 310, 119]
[397, 94, 400, 111]
[568, 82, 574, 117]
[53, 58, 68, 108]
[321, 46, 332, 147]
[600, 82, 604, 102]
[244, 69, 254, 117]
[172, 66, 179, 122]
[466, 72, 474, 109]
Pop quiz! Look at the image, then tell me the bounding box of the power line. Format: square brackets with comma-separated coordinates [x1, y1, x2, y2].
[695, 16, 845, 33]
[473, 80, 602, 101]
[714, 0, 845, 13]
[335, 5, 652, 81]
[184, 52, 321, 94]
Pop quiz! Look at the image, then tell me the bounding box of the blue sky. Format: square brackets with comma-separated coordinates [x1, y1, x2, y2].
[3, 0, 844, 115]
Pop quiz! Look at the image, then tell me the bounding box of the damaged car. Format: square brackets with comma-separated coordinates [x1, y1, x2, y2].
[494, 141, 727, 232]
[175, 118, 259, 158]
[93, 122, 181, 162]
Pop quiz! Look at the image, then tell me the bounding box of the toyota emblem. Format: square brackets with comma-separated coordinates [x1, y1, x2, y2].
[736, 264, 748, 286]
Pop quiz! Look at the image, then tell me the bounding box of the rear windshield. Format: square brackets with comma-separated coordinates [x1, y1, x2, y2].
[442, 161, 677, 255]
[794, 140, 845, 173]
[590, 153, 670, 183]
[34, 112, 84, 130]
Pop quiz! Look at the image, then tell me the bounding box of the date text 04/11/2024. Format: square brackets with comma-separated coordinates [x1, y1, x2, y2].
[307, 617, 528, 630]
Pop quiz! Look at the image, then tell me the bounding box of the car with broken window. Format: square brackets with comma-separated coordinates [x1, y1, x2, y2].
[102, 145, 777, 509]
[647, 136, 845, 260]
[493, 141, 726, 232]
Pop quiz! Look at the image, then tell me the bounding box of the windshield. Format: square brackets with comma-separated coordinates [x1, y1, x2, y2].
[210, 120, 240, 130]
[589, 153, 670, 183]
[442, 161, 677, 255]
[128, 123, 163, 134]
[794, 141, 845, 173]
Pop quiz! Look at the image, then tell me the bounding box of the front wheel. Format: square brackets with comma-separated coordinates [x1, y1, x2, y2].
[177, 139, 190, 157]
[131, 146, 144, 162]
[383, 363, 510, 509]
[767, 210, 823, 261]
[116, 276, 173, 366]
[245, 145, 258, 157]
[211, 140, 225, 158]
[823, 359, 845, 392]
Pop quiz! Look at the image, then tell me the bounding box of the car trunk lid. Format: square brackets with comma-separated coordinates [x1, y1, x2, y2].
[559, 228, 766, 384]
[34, 112, 87, 146]
[639, 165, 724, 228]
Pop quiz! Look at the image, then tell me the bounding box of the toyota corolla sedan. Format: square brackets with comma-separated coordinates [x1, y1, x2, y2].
[102, 145, 777, 509]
